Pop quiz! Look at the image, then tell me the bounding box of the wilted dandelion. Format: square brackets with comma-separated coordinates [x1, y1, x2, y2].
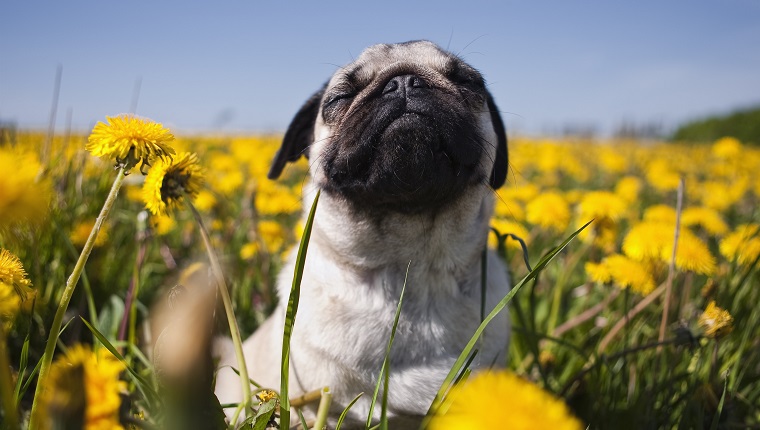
[430, 370, 583, 430]
[143, 152, 205, 215]
[525, 191, 570, 233]
[86, 114, 176, 172]
[585, 254, 656, 295]
[698, 301, 733, 339]
[38, 345, 126, 430]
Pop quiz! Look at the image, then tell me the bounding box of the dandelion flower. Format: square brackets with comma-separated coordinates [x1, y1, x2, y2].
[646, 159, 681, 192]
[86, 114, 175, 172]
[489, 218, 530, 250]
[671, 233, 717, 275]
[585, 254, 655, 295]
[614, 176, 643, 203]
[578, 191, 628, 223]
[719, 224, 760, 266]
[698, 301, 733, 339]
[257, 220, 286, 254]
[577, 191, 627, 250]
[39, 344, 126, 430]
[623, 222, 716, 275]
[0, 248, 33, 302]
[711, 137, 742, 159]
[681, 207, 728, 236]
[143, 152, 205, 215]
[70, 220, 108, 248]
[0, 148, 53, 230]
[643, 204, 676, 224]
[525, 191, 570, 233]
[430, 370, 583, 430]
[0, 282, 20, 320]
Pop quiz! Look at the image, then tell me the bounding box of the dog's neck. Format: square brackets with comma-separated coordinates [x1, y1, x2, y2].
[302, 182, 493, 282]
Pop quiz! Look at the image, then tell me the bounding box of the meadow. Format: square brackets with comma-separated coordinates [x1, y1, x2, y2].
[0, 118, 758, 429]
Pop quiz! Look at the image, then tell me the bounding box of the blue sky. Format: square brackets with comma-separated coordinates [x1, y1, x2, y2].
[2, 1, 759, 137]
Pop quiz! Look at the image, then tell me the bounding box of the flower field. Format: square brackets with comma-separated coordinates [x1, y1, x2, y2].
[1, 119, 759, 429]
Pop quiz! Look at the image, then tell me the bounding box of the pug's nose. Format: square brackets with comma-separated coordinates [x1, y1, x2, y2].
[382, 74, 428, 95]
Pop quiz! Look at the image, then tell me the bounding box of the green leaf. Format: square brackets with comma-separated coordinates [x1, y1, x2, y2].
[336, 392, 364, 430]
[80, 317, 159, 405]
[280, 190, 320, 430]
[422, 220, 591, 428]
[250, 399, 278, 430]
[367, 262, 408, 429]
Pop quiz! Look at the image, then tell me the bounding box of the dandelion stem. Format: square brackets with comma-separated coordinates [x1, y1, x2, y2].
[598, 283, 666, 353]
[187, 202, 252, 419]
[658, 178, 684, 350]
[29, 166, 127, 430]
[313, 387, 332, 430]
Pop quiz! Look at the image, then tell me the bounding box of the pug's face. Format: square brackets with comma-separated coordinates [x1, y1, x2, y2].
[269, 40, 508, 215]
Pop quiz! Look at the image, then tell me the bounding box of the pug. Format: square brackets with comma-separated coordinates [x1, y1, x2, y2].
[215, 40, 511, 429]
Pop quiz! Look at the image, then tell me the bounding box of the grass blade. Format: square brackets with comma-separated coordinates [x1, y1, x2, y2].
[80, 316, 159, 405]
[336, 392, 364, 430]
[422, 220, 591, 427]
[280, 190, 320, 430]
[366, 262, 409, 429]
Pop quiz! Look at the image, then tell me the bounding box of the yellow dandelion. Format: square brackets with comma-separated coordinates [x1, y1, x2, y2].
[622, 222, 716, 275]
[430, 370, 583, 430]
[149, 213, 176, 236]
[578, 191, 628, 223]
[258, 220, 286, 254]
[614, 175, 643, 203]
[698, 301, 733, 339]
[672, 233, 717, 275]
[493, 196, 525, 221]
[255, 181, 301, 216]
[645, 159, 681, 192]
[623, 222, 676, 261]
[240, 242, 260, 260]
[0, 147, 53, 230]
[585, 254, 655, 295]
[39, 344, 126, 430]
[0, 248, 33, 303]
[70, 220, 108, 248]
[698, 180, 746, 212]
[643, 204, 676, 224]
[193, 190, 218, 212]
[681, 207, 728, 236]
[86, 114, 175, 172]
[525, 191, 570, 233]
[0, 282, 20, 320]
[711, 136, 742, 159]
[719, 224, 760, 266]
[489, 218, 530, 250]
[143, 152, 205, 215]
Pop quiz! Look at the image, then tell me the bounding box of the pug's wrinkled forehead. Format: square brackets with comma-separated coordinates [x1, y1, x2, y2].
[325, 40, 486, 99]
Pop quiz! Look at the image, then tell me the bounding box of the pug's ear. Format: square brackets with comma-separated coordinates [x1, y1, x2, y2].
[486, 92, 508, 189]
[267, 83, 327, 180]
